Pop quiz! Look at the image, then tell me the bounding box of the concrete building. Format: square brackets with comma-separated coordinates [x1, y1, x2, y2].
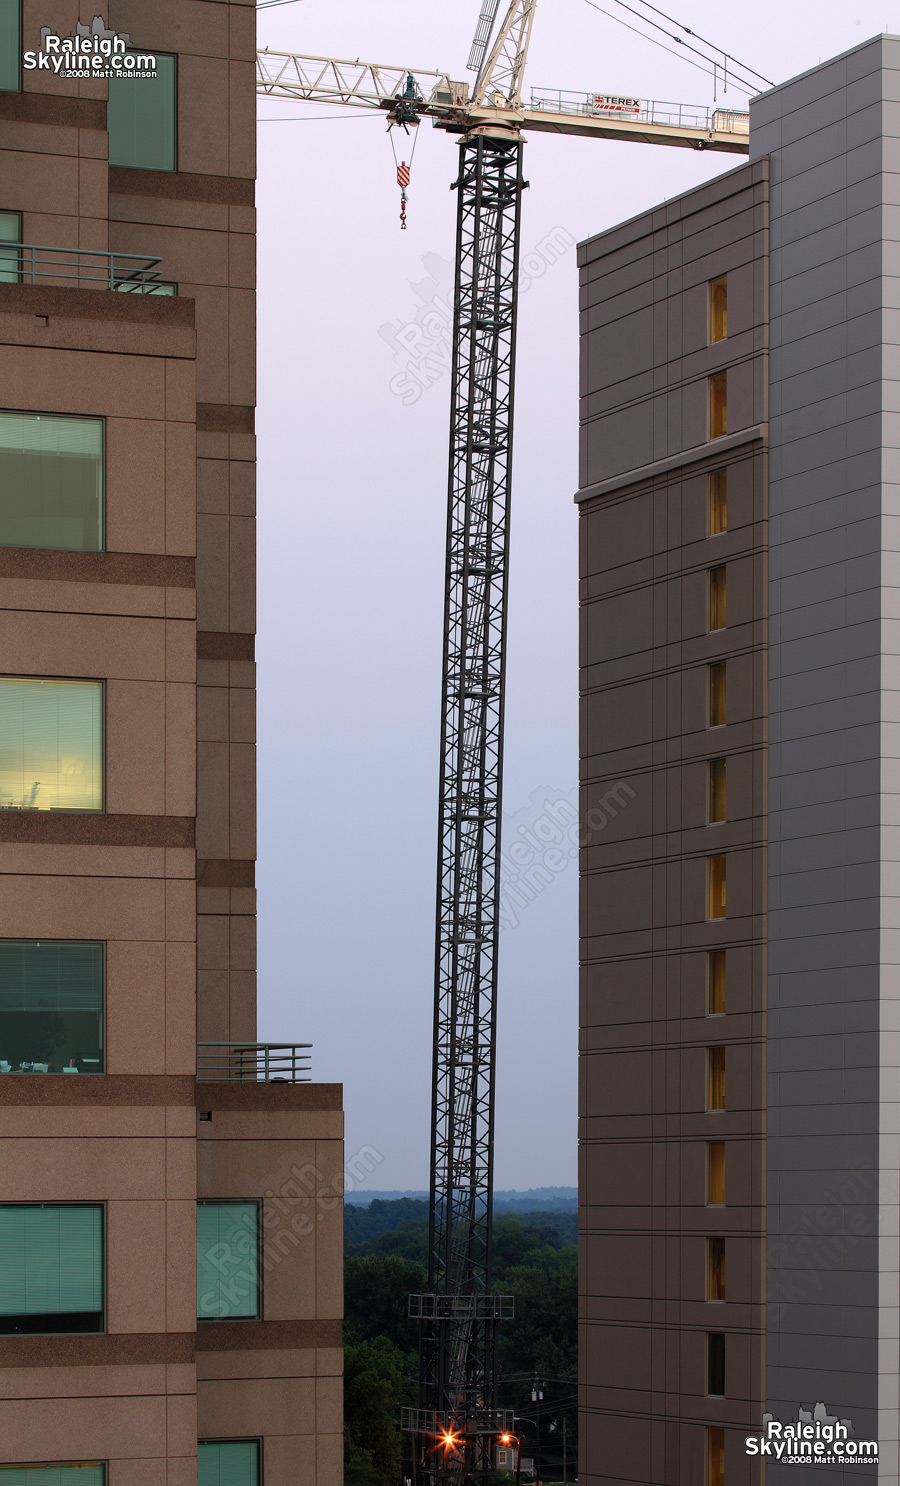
[578, 34, 900, 1485]
[0, 2, 343, 1483]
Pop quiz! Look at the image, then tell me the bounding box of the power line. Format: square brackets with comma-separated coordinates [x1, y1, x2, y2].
[257, 111, 376, 121]
[582, 0, 739, 91]
[608, 0, 770, 92]
[626, 0, 773, 86]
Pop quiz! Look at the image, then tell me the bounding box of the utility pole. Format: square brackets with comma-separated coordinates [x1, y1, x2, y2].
[531, 1377, 543, 1484]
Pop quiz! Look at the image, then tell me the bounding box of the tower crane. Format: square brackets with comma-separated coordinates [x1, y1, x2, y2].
[258, 3, 751, 1478]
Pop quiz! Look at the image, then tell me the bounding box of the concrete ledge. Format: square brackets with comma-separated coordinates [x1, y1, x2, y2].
[0, 1331, 195, 1368]
[0, 549, 195, 588]
[195, 1082, 343, 1113]
[575, 424, 767, 503]
[0, 281, 194, 326]
[0, 1074, 196, 1106]
[196, 1319, 342, 1351]
[0, 814, 195, 847]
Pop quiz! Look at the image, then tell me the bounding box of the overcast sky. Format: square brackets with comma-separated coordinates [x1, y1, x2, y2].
[254, 0, 894, 1192]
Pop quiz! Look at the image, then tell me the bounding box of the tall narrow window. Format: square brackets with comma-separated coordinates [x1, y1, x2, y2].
[708, 855, 726, 919]
[108, 54, 177, 171]
[708, 1237, 726, 1301]
[198, 1440, 260, 1486]
[708, 566, 727, 631]
[708, 759, 726, 823]
[0, 0, 20, 92]
[707, 1142, 725, 1205]
[709, 275, 727, 342]
[0, 678, 104, 812]
[709, 372, 727, 438]
[707, 1332, 726, 1395]
[0, 1204, 103, 1333]
[0, 941, 104, 1075]
[708, 469, 727, 534]
[707, 1426, 725, 1486]
[708, 662, 726, 727]
[707, 1047, 726, 1111]
[0, 1469, 106, 1483]
[708, 950, 726, 1015]
[0, 411, 104, 551]
[197, 1202, 260, 1320]
[0, 212, 21, 284]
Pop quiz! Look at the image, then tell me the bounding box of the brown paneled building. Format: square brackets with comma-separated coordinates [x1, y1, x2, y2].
[0, 2, 343, 1483]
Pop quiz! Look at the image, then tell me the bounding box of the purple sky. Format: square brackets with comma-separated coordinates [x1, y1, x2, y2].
[254, 0, 891, 1190]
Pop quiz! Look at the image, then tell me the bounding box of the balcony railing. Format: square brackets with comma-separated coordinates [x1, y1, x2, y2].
[0, 242, 166, 292]
[197, 1042, 312, 1083]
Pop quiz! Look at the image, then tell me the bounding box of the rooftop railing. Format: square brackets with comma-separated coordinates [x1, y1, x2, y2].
[197, 1042, 312, 1083]
[0, 242, 167, 292]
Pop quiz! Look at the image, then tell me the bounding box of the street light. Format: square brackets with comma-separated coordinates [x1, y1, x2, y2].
[498, 1430, 523, 1486]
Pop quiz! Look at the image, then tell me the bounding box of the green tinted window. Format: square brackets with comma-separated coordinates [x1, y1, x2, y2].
[197, 1202, 260, 1320]
[198, 1441, 260, 1486]
[0, 0, 20, 92]
[0, 678, 104, 813]
[0, 941, 104, 1075]
[108, 54, 176, 170]
[0, 213, 20, 284]
[0, 1205, 103, 1334]
[0, 1469, 105, 1484]
[0, 412, 103, 551]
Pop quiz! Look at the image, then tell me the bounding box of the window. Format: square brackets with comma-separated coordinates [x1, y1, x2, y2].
[0, 412, 103, 551]
[709, 371, 727, 438]
[198, 1441, 260, 1486]
[708, 469, 727, 534]
[708, 566, 727, 631]
[707, 1047, 726, 1111]
[707, 1426, 725, 1486]
[707, 1332, 725, 1395]
[108, 54, 176, 171]
[708, 1237, 726, 1301]
[0, 0, 20, 91]
[0, 1204, 103, 1333]
[708, 662, 726, 727]
[197, 1202, 260, 1320]
[0, 678, 103, 812]
[0, 941, 104, 1075]
[708, 856, 726, 919]
[0, 1469, 105, 1484]
[708, 950, 726, 1015]
[0, 212, 21, 284]
[707, 1142, 725, 1205]
[709, 275, 727, 342]
[708, 759, 726, 823]
[115, 279, 177, 296]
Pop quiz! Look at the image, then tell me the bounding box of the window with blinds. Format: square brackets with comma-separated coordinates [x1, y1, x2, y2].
[0, 941, 104, 1075]
[0, 0, 19, 91]
[0, 411, 103, 552]
[108, 55, 177, 171]
[0, 1468, 105, 1484]
[0, 1205, 103, 1333]
[0, 678, 103, 812]
[198, 1440, 260, 1486]
[197, 1203, 260, 1320]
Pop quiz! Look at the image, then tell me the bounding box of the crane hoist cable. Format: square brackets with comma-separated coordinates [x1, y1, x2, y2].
[389, 114, 421, 230]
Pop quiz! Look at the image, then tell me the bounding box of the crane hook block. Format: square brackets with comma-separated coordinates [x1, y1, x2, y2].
[397, 162, 411, 190]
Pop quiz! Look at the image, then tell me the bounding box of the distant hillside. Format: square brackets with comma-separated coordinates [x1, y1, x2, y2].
[348, 1186, 577, 1211]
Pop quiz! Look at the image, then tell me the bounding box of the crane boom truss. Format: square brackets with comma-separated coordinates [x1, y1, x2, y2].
[472, 0, 537, 106]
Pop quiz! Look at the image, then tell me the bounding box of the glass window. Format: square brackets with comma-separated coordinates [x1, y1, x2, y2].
[0, 941, 103, 1076]
[708, 951, 726, 1015]
[0, 678, 103, 813]
[709, 275, 727, 342]
[709, 371, 727, 438]
[0, 212, 21, 284]
[0, 1470, 105, 1484]
[707, 1426, 725, 1486]
[708, 662, 726, 727]
[0, 0, 20, 92]
[708, 855, 726, 919]
[708, 469, 727, 534]
[197, 1203, 260, 1320]
[0, 412, 103, 552]
[707, 1332, 725, 1395]
[708, 759, 726, 823]
[707, 1047, 726, 1111]
[108, 55, 176, 171]
[198, 1441, 260, 1486]
[115, 279, 176, 296]
[708, 566, 727, 631]
[0, 1204, 103, 1334]
[707, 1142, 725, 1205]
[708, 1237, 726, 1301]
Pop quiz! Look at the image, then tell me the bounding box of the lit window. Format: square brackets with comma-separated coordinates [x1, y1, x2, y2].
[0, 0, 20, 92]
[709, 275, 727, 342]
[0, 1468, 106, 1483]
[708, 950, 726, 1015]
[198, 1441, 260, 1486]
[108, 54, 176, 171]
[707, 1142, 725, 1205]
[708, 469, 727, 534]
[707, 1332, 725, 1396]
[0, 412, 103, 552]
[707, 1426, 725, 1486]
[708, 566, 727, 631]
[0, 1204, 103, 1333]
[709, 372, 727, 438]
[197, 1202, 260, 1320]
[707, 1047, 726, 1110]
[708, 855, 726, 919]
[708, 1237, 726, 1301]
[0, 941, 104, 1075]
[708, 662, 726, 727]
[0, 212, 20, 284]
[0, 678, 103, 812]
[708, 759, 726, 823]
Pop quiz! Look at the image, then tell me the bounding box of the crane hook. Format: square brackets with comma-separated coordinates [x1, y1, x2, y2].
[398, 161, 410, 231]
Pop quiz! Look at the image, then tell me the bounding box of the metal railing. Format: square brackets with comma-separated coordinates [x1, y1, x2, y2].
[409, 1293, 515, 1321]
[196, 1042, 312, 1083]
[0, 242, 166, 292]
[529, 88, 750, 134]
